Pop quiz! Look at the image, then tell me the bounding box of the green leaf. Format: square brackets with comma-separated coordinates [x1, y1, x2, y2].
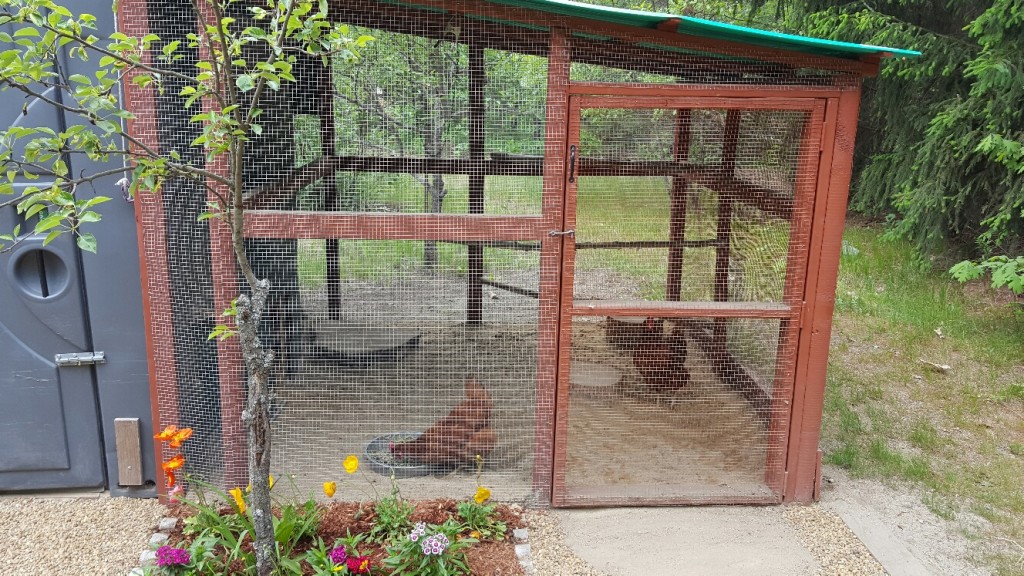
[235, 74, 255, 92]
[13, 27, 40, 39]
[77, 211, 101, 223]
[35, 213, 64, 233]
[76, 232, 97, 253]
[43, 229, 62, 246]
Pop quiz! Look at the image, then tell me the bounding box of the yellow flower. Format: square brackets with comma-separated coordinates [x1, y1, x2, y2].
[269, 474, 275, 489]
[229, 487, 246, 514]
[470, 530, 481, 539]
[343, 455, 359, 475]
[323, 481, 337, 498]
[474, 486, 491, 505]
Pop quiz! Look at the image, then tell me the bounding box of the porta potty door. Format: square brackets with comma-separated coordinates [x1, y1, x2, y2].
[0, 0, 155, 495]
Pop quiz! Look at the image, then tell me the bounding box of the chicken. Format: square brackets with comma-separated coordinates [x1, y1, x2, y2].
[631, 318, 690, 395]
[389, 377, 497, 466]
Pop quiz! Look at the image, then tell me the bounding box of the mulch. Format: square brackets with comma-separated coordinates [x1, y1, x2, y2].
[163, 499, 525, 575]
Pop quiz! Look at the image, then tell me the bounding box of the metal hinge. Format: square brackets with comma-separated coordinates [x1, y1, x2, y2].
[54, 351, 107, 367]
[548, 229, 575, 237]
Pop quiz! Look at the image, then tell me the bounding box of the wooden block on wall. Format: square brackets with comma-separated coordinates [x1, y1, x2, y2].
[114, 418, 143, 486]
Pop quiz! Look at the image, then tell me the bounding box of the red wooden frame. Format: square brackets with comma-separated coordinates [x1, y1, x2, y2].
[532, 27, 571, 505]
[551, 93, 830, 507]
[119, 0, 176, 500]
[126, 0, 870, 505]
[784, 87, 862, 502]
[192, 1, 248, 489]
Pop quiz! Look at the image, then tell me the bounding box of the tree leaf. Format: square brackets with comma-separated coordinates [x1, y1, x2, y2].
[76, 232, 97, 253]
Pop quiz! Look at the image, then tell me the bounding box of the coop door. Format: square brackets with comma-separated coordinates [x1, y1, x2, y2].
[551, 95, 826, 506]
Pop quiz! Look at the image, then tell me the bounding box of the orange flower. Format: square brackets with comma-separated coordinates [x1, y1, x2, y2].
[168, 428, 192, 448]
[165, 469, 176, 489]
[154, 425, 178, 441]
[162, 454, 185, 471]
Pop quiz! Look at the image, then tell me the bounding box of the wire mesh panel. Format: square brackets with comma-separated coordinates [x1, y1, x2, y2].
[120, 0, 858, 506]
[554, 97, 821, 505]
[242, 239, 543, 500]
[561, 316, 790, 503]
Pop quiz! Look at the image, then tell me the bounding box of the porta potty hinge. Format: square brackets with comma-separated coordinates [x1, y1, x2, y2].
[54, 351, 107, 367]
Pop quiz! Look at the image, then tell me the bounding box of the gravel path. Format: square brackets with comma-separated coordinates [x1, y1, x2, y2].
[0, 493, 889, 576]
[784, 505, 887, 576]
[0, 495, 163, 576]
[524, 511, 607, 576]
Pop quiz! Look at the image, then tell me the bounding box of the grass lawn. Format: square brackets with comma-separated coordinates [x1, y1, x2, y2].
[825, 222, 1024, 575]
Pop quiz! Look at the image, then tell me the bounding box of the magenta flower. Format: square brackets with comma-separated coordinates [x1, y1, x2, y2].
[328, 546, 347, 564]
[155, 545, 191, 567]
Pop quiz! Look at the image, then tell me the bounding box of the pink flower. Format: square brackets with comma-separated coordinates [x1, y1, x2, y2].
[168, 485, 185, 503]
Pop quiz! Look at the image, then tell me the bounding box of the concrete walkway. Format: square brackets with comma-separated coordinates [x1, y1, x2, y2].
[556, 506, 820, 576]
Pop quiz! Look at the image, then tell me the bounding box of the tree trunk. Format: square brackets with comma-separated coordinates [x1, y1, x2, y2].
[235, 281, 275, 576]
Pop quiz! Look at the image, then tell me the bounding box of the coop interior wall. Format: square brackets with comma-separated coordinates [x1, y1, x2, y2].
[131, 0, 856, 505]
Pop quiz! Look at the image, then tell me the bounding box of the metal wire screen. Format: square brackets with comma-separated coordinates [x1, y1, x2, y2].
[127, 0, 836, 505]
[555, 101, 818, 504]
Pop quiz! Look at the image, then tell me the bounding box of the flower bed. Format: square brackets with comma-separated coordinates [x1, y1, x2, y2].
[148, 427, 524, 575]
[152, 497, 524, 575]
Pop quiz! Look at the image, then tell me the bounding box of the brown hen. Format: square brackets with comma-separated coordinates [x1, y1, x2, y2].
[390, 377, 496, 466]
[632, 318, 690, 395]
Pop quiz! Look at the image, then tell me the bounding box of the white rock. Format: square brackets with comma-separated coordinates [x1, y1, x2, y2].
[148, 532, 169, 547]
[512, 528, 529, 543]
[139, 550, 157, 566]
[515, 543, 532, 560]
[158, 517, 178, 532]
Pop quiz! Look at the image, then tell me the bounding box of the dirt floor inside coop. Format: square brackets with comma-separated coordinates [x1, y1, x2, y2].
[266, 277, 777, 503]
[564, 321, 776, 502]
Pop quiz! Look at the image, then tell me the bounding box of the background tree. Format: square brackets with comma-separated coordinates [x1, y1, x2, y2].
[0, 1, 369, 573]
[586, 0, 1023, 290]
[334, 29, 466, 269]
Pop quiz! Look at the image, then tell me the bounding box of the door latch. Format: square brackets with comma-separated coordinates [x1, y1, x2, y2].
[548, 229, 575, 237]
[568, 144, 577, 183]
[54, 351, 107, 367]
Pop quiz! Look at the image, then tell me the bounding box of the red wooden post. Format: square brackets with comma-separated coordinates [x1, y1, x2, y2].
[535, 27, 570, 505]
[191, 2, 248, 489]
[764, 102, 825, 495]
[785, 87, 862, 502]
[467, 37, 486, 326]
[667, 109, 691, 301]
[320, 66, 342, 321]
[118, 0, 178, 500]
[712, 110, 741, 350]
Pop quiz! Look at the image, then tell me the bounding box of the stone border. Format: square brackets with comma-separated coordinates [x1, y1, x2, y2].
[513, 527, 536, 574]
[128, 517, 179, 575]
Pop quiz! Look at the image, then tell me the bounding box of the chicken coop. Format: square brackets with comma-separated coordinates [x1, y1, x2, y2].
[121, 0, 916, 506]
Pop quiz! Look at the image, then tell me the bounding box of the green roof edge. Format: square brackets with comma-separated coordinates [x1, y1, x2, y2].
[488, 0, 922, 60]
